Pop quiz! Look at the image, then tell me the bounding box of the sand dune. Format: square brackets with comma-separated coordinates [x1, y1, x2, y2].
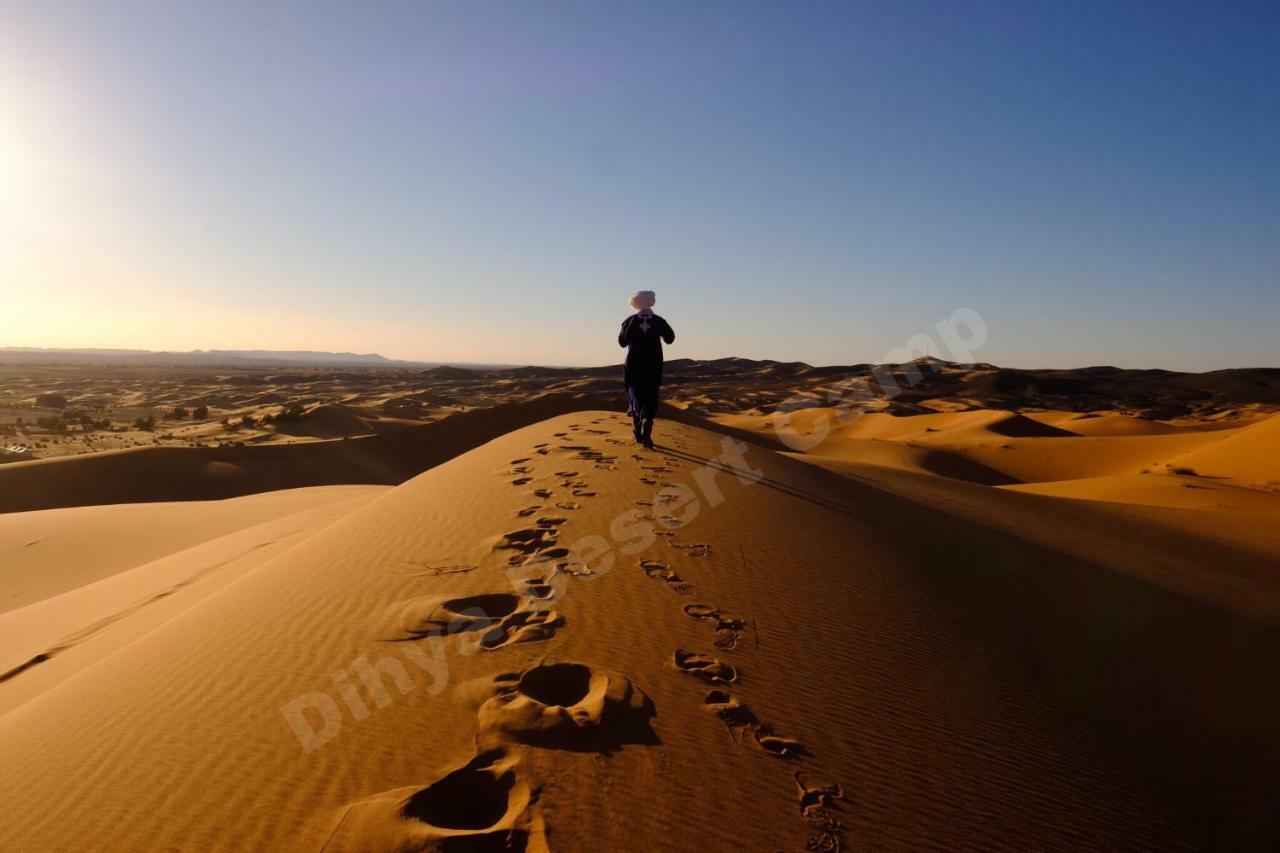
[1025, 411, 1185, 435]
[838, 409, 1082, 440]
[0, 394, 626, 513]
[5, 358, 1277, 467]
[0, 485, 386, 613]
[1163, 411, 1280, 489]
[270, 404, 381, 439]
[716, 407, 1260, 490]
[796, 452, 1280, 615]
[1004, 472, 1280, 513]
[0, 486, 386, 715]
[0, 412, 1276, 850]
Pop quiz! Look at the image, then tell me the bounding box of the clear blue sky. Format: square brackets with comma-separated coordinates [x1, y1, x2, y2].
[2, 1, 1276, 369]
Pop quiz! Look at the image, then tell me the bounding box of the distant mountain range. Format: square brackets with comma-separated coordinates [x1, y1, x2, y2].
[0, 347, 513, 369]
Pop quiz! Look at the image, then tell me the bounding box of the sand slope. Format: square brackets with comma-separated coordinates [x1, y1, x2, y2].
[0, 486, 386, 613]
[0, 413, 1276, 851]
[1163, 411, 1280, 489]
[0, 486, 387, 715]
[1003, 472, 1280, 513]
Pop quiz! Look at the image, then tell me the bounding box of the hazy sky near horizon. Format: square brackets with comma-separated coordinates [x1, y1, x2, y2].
[2, 1, 1276, 370]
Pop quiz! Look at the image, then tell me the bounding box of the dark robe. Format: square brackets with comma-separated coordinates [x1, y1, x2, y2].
[618, 311, 675, 420]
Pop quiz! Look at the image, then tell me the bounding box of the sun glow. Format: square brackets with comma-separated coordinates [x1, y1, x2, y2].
[0, 89, 41, 219]
[0, 114, 22, 210]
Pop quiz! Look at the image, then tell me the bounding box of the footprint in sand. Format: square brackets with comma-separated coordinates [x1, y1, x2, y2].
[329, 750, 546, 851]
[555, 561, 594, 578]
[639, 560, 694, 595]
[506, 466, 533, 475]
[554, 470, 578, 477]
[752, 724, 808, 758]
[554, 501, 580, 511]
[391, 593, 563, 650]
[639, 477, 657, 486]
[571, 489, 597, 497]
[516, 505, 543, 518]
[496, 527, 558, 556]
[511, 477, 533, 486]
[513, 569, 565, 601]
[535, 516, 567, 529]
[795, 771, 846, 851]
[702, 689, 808, 759]
[673, 649, 737, 683]
[532, 488, 554, 499]
[704, 688, 759, 734]
[671, 542, 712, 558]
[510, 457, 532, 464]
[683, 603, 748, 649]
[795, 770, 844, 812]
[478, 663, 656, 751]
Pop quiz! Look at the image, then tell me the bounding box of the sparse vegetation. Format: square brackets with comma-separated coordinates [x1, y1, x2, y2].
[274, 401, 307, 421]
[35, 415, 68, 432]
[193, 405, 210, 419]
[170, 406, 189, 420]
[134, 415, 156, 431]
[35, 393, 68, 409]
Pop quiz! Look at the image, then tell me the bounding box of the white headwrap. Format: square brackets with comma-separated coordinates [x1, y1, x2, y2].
[629, 290, 656, 311]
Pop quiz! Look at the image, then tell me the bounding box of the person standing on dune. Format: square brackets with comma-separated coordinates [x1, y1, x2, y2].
[619, 290, 675, 449]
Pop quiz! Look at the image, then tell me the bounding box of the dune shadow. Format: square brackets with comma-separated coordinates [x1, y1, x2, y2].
[916, 450, 1022, 486]
[654, 445, 854, 516]
[987, 414, 1080, 438]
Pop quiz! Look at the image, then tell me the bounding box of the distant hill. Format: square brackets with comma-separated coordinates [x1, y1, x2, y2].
[3, 348, 1276, 419]
[0, 347, 512, 369]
